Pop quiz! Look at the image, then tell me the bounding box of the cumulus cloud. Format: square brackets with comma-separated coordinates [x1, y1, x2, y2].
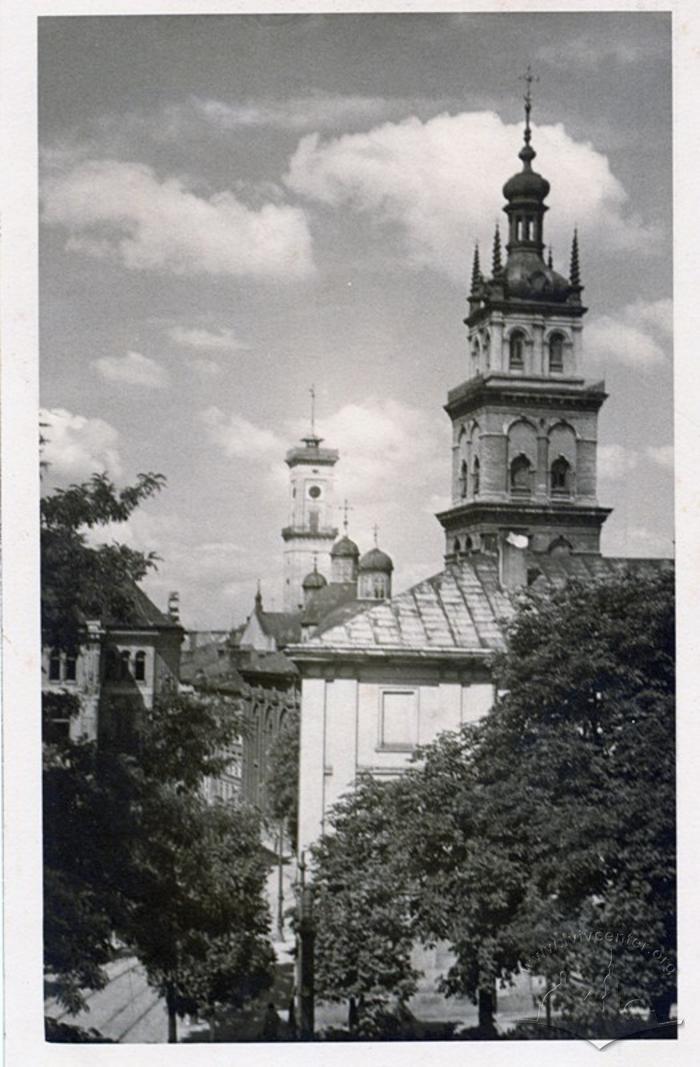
[201, 407, 283, 460]
[646, 444, 674, 470]
[598, 444, 639, 480]
[41, 159, 314, 280]
[586, 299, 671, 367]
[92, 350, 169, 389]
[285, 111, 655, 282]
[168, 325, 251, 352]
[40, 407, 123, 479]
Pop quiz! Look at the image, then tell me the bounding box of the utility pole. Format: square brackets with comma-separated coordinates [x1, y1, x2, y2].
[297, 851, 315, 1039]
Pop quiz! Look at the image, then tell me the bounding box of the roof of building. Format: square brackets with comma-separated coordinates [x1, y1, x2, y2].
[101, 582, 183, 631]
[331, 535, 360, 559]
[302, 568, 328, 591]
[256, 611, 302, 647]
[301, 581, 359, 627]
[358, 546, 394, 574]
[293, 553, 673, 658]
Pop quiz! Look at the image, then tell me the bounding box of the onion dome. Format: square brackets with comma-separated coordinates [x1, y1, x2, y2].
[502, 150, 550, 203]
[302, 568, 327, 592]
[331, 534, 360, 560]
[358, 546, 394, 574]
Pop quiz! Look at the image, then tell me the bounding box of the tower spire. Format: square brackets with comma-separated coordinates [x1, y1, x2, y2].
[373, 523, 379, 547]
[492, 224, 502, 274]
[547, 245, 553, 269]
[309, 383, 316, 436]
[570, 228, 582, 289]
[518, 64, 539, 167]
[339, 498, 353, 534]
[470, 243, 481, 294]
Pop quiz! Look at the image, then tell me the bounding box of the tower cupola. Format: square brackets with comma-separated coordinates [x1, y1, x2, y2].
[358, 529, 394, 600]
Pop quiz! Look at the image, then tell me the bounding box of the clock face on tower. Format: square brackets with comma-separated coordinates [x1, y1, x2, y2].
[308, 485, 322, 500]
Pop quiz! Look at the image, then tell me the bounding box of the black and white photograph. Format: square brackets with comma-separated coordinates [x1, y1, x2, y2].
[3, 2, 699, 1061]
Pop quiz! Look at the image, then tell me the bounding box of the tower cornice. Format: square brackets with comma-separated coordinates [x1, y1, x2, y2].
[445, 374, 608, 420]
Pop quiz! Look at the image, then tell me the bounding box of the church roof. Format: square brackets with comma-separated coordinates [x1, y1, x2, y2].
[297, 554, 511, 656]
[358, 546, 394, 574]
[331, 534, 360, 559]
[256, 611, 302, 647]
[291, 553, 673, 659]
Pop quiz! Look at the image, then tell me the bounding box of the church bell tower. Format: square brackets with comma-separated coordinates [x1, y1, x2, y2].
[437, 71, 611, 561]
[282, 389, 339, 611]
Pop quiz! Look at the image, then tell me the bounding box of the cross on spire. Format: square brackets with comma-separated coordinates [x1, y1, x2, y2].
[373, 523, 379, 547]
[519, 64, 539, 146]
[309, 384, 316, 436]
[338, 498, 354, 534]
[312, 551, 318, 572]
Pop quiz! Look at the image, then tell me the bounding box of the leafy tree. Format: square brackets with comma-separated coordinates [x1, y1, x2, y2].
[42, 472, 275, 1037]
[265, 705, 300, 849]
[400, 570, 676, 1033]
[123, 782, 274, 1042]
[309, 775, 419, 1036]
[42, 471, 166, 1011]
[308, 570, 675, 1037]
[41, 471, 165, 652]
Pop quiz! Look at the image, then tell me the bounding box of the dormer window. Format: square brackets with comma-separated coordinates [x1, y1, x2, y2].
[549, 333, 565, 373]
[509, 331, 525, 371]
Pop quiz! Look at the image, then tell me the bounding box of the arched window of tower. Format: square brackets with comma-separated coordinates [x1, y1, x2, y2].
[549, 332, 565, 373]
[510, 454, 533, 496]
[472, 455, 480, 496]
[509, 330, 526, 370]
[551, 455, 572, 497]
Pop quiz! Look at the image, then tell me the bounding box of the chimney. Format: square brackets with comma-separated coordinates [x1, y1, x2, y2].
[498, 532, 529, 591]
[168, 591, 181, 623]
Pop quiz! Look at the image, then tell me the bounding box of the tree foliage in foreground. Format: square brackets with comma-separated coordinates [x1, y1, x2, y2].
[311, 570, 675, 1034]
[42, 473, 274, 1039]
[310, 776, 419, 1035]
[265, 705, 300, 849]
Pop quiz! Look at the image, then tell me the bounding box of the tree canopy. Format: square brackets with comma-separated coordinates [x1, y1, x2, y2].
[42, 472, 275, 1040]
[310, 569, 675, 1036]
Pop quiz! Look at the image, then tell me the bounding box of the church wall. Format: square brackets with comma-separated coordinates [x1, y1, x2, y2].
[297, 668, 495, 854]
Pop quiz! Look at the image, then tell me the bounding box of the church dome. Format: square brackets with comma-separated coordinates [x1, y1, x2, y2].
[504, 258, 570, 302]
[358, 547, 394, 574]
[302, 568, 327, 591]
[331, 535, 360, 559]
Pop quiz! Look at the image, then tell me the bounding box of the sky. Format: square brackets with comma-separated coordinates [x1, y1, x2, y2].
[38, 11, 674, 629]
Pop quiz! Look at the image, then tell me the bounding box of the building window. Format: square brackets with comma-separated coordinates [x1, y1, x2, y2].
[510, 454, 532, 496]
[120, 650, 131, 680]
[551, 456, 572, 496]
[549, 333, 564, 373]
[379, 690, 417, 751]
[454, 538, 462, 555]
[308, 509, 319, 533]
[459, 459, 468, 498]
[509, 331, 525, 370]
[48, 649, 62, 681]
[472, 456, 480, 496]
[134, 650, 146, 682]
[48, 649, 77, 683]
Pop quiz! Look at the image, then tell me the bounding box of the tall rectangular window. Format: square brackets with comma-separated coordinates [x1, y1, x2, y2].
[379, 690, 417, 751]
